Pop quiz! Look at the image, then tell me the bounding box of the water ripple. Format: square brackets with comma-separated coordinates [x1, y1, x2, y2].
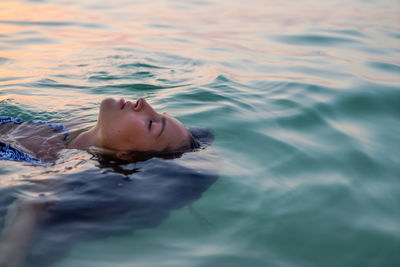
[0, 57, 10, 65]
[119, 63, 165, 69]
[0, 20, 103, 28]
[274, 34, 361, 46]
[367, 61, 400, 74]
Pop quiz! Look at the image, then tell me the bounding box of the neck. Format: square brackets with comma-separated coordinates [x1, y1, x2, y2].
[67, 126, 99, 149]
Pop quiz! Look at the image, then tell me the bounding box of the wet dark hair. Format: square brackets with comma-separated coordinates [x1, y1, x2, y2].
[189, 133, 201, 150]
[188, 127, 214, 148]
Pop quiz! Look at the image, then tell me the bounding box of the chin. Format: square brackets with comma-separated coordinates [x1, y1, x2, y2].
[101, 97, 117, 106]
[99, 97, 117, 111]
[98, 97, 117, 122]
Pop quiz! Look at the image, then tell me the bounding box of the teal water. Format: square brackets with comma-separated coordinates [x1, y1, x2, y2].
[1, 0, 400, 266]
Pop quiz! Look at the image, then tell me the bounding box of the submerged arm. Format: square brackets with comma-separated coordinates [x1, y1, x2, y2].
[0, 197, 53, 267]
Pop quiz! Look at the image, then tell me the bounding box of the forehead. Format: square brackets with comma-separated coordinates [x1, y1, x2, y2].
[162, 115, 189, 148]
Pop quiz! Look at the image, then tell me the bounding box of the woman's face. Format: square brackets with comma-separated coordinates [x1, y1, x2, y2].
[97, 97, 190, 152]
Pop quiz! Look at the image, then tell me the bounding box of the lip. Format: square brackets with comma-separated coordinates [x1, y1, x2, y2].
[120, 98, 126, 110]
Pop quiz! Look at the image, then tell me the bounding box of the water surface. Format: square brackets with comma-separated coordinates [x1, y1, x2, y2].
[0, 0, 399, 266]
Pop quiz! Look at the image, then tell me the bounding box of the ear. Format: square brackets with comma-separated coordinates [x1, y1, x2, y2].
[115, 151, 131, 161]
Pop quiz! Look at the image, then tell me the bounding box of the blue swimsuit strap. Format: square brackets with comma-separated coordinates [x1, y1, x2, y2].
[0, 116, 70, 164]
[0, 141, 42, 164]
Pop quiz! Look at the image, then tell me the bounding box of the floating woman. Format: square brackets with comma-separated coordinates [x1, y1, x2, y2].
[0, 97, 216, 267]
[0, 97, 200, 164]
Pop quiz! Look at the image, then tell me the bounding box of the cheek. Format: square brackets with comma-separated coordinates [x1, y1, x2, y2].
[100, 114, 158, 151]
[119, 118, 142, 139]
[120, 119, 154, 150]
[101, 116, 139, 144]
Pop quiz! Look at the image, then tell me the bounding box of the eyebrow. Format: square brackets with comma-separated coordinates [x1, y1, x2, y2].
[157, 116, 166, 138]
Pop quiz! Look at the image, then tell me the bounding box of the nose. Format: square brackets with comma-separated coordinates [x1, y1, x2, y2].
[134, 98, 157, 115]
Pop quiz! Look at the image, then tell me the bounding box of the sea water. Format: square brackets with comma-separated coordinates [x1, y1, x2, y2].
[0, 0, 399, 266]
